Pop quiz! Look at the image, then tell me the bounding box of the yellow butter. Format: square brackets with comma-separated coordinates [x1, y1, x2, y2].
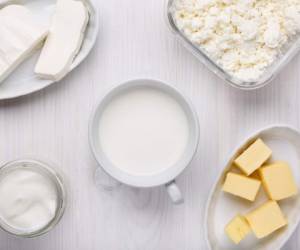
[245, 201, 287, 238]
[222, 172, 261, 201]
[225, 215, 251, 244]
[259, 162, 298, 201]
[234, 138, 272, 176]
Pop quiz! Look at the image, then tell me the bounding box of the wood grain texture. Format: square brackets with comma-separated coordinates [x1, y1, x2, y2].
[0, 0, 300, 249]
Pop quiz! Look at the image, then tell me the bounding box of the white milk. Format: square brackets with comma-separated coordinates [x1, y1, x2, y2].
[0, 168, 58, 233]
[98, 87, 190, 175]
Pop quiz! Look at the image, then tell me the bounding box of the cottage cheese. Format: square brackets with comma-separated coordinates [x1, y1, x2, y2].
[173, 0, 300, 82]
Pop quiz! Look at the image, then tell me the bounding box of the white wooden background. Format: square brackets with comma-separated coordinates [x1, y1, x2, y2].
[0, 0, 300, 249]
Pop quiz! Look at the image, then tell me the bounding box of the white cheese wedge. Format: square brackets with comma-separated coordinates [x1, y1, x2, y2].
[34, 0, 89, 81]
[0, 5, 48, 83]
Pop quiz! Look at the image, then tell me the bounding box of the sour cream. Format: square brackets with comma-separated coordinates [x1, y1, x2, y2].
[0, 166, 58, 234]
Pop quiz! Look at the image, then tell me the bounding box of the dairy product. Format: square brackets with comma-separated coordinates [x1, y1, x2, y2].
[225, 215, 251, 244]
[245, 201, 287, 239]
[221, 140, 297, 244]
[259, 162, 298, 201]
[222, 172, 261, 201]
[172, 0, 300, 82]
[0, 167, 58, 233]
[35, 0, 89, 81]
[98, 87, 190, 175]
[0, 5, 48, 83]
[234, 138, 272, 176]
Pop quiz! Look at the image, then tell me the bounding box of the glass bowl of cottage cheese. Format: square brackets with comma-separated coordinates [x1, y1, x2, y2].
[166, 0, 300, 89]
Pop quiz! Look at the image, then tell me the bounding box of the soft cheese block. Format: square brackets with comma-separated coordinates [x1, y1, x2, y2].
[259, 162, 298, 201]
[225, 215, 251, 244]
[234, 138, 272, 176]
[222, 172, 261, 201]
[245, 201, 287, 238]
[34, 0, 89, 81]
[0, 5, 48, 83]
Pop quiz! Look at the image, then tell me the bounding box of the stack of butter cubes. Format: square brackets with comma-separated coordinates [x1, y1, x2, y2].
[222, 139, 298, 244]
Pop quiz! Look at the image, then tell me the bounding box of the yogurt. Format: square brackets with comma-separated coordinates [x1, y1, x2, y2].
[0, 166, 58, 234]
[98, 86, 190, 175]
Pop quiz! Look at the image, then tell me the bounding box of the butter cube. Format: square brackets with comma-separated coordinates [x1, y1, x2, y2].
[259, 162, 298, 201]
[245, 201, 287, 238]
[234, 138, 272, 176]
[225, 215, 251, 244]
[222, 172, 261, 201]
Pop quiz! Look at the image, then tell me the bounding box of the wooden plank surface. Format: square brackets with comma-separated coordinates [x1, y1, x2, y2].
[0, 0, 300, 249]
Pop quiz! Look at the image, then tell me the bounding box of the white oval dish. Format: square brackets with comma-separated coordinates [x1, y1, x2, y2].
[205, 125, 300, 250]
[0, 0, 98, 100]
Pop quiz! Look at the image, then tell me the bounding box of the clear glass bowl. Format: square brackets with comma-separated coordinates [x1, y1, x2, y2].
[166, 0, 300, 90]
[0, 159, 66, 238]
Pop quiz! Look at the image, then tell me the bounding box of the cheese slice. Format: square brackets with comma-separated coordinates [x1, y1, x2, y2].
[34, 0, 89, 81]
[234, 138, 272, 176]
[225, 215, 251, 244]
[259, 162, 298, 200]
[245, 201, 287, 238]
[0, 5, 48, 82]
[222, 172, 261, 201]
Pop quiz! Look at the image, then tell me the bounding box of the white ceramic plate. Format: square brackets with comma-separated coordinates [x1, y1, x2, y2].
[0, 0, 98, 100]
[205, 125, 300, 250]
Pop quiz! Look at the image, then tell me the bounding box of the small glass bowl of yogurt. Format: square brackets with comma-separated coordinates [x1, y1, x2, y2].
[0, 159, 66, 237]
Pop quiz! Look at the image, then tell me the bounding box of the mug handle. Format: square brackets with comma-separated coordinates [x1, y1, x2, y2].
[165, 180, 184, 204]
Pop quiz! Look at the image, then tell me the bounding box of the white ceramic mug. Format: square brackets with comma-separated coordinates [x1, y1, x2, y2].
[89, 79, 199, 204]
